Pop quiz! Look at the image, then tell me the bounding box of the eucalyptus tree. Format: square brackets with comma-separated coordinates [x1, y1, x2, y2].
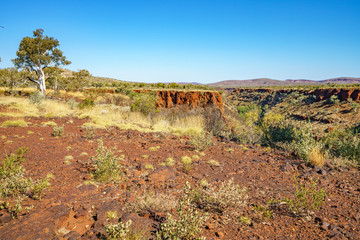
[12, 29, 70, 95]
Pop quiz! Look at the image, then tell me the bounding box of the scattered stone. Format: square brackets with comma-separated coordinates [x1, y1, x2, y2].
[147, 166, 176, 182]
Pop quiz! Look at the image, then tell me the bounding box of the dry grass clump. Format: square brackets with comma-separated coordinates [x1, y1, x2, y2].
[165, 157, 175, 167]
[181, 156, 193, 173]
[1, 120, 28, 127]
[202, 178, 248, 213]
[208, 159, 220, 167]
[124, 192, 177, 213]
[307, 146, 326, 168]
[0, 96, 74, 118]
[41, 121, 57, 127]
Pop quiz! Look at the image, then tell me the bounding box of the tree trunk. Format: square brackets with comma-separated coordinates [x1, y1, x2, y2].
[36, 67, 46, 95]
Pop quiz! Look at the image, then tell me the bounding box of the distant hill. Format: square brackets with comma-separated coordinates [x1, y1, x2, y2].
[208, 77, 360, 88]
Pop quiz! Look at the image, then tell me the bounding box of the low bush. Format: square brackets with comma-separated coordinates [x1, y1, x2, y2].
[52, 125, 64, 136]
[282, 177, 326, 217]
[78, 96, 95, 109]
[106, 220, 132, 240]
[202, 178, 248, 213]
[130, 92, 157, 115]
[190, 131, 212, 151]
[0, 148, 50, 216]
[156, 182, 207, 240]
[181, 156, 193, 173]
[90, 140, 124, 183]
[29, 92, 44, 105]
[262, 121, 296, 147]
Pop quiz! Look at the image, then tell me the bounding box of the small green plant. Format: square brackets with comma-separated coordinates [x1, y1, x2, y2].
[106, 220, 132, 239]
[130, 92, 157, 115]
[90, 139, 124, 183]
[145, 164, 154, 170]
[31, 175, 51, 200]
[106, 210, 118, 220]
[78, 96, 95, 109]
[351, 102, 359, 113]
[165, 157, 175, 167]
[282, 177, 326, 217]
[328, 95, 340, 104]
[156, 182, 207, 240]
[190, 131, 212, 151]
[0, 148, 50, 217]
[52, 125, 64, 136]
[253, 204, 273, 219]
[149, 146, 160, 151]
[239, 216, 252, 225]
[83, 126, 95, 139]
[181, 156, 192, 173]
[29, 92, 44, 105]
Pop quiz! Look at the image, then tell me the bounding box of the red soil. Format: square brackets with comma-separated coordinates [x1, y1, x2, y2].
[0, 117, 359, 239]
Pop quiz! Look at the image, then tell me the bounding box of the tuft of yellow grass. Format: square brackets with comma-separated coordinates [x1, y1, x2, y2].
[41, 121, 57, 127]
[1, 120, 28, 127]
[308, 146, 326, 168]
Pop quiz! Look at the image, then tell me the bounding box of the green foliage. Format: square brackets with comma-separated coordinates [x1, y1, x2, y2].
[29, 92, 44, 105]
[52, 125, 64, 136]
[156, 182, 207, 240]
[78, 96, 96, 109]
[90, 140, 124, 183]
[190, 131, 212, 151]
[181, 156, 193, 173]
[106, 220, 132, 240]
[0, 68, 28, 89]
[236, 104, 258, 117]
[351, 102, 360, 113]
[262, 122, 296, 147]
[130, 92, 157, 115]
[0, 148, 50, 217]
[12, 29, 71, 93]
[328, 95, 340, 104]
[283, 177, 326, 217]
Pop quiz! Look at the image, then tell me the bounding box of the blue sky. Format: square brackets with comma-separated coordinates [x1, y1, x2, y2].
[0, 0, 359, 83]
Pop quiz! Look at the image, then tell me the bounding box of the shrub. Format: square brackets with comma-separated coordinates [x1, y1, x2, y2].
[328, 95, 340, 104]
[78, 96, 95, 109]
[202, 178, 248, 213]
[203, 107, 227, 137]
[262, 122, 296, 147]
[130, 92, 157, 115]
[156, 182, 207, 240]
[106, 220, 132, 240]
[67, 98, 78, 109]
[1, 120, 28, 128]
[90, 139, 124, 183]
[351, 102, 360, 113]
[307, 145, 326, 167]
[29, 92, 44, 105]
[334, 137, 360, 165]
[52, 125, 64, 136]
[0, 148, 50, 216]
[283, 177, 326, 217]
[190, 131, 212, 151]
[165, 157, 176, 167]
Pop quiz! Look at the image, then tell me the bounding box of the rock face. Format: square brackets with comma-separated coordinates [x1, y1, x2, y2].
[233, 88, 360, 102]
[156, 90, 223, 110]
[134, 90, 224, 110]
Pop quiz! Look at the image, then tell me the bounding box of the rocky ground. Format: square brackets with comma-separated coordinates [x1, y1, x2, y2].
[0, 117, 359, 240]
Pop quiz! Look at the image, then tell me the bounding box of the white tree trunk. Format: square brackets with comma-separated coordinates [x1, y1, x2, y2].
[36, 67, 46, 95]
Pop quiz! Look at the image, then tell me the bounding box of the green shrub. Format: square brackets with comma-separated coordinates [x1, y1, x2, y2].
[106, 220, 132, 239]
[0, 148, 50, 217]
[283, 177, 326, 217]
[181, 156, 193, 173]
[328, 95, 340, 104]
[190, 131, 212, 151]
[78, 96, 95, 109]
[156, 182, 207, 240]
[29, 92, 44, 105]
[90, 140, 124, 183]
[52, 125, 64, 136]
[130, 92, 157, 115]
[262, 122, 296, 147]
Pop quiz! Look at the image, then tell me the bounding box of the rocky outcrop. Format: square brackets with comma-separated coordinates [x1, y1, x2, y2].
[233, 88, 360, 102]
[156, 90, 223, 110]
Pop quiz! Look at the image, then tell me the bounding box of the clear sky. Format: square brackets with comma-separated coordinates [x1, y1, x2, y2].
[0, 0, 359, 83]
